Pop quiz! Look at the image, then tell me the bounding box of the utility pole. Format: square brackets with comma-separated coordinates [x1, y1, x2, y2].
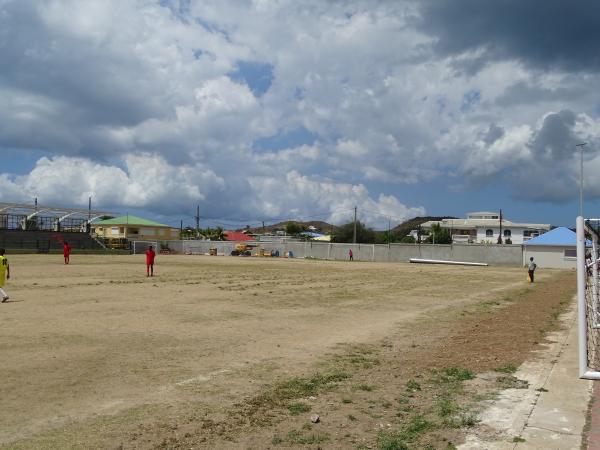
[388, 217, 391, 247]
[353, 206, 357, 244]
[577, 143, 587, 218]
[262, 221, 265, 234]
[87, 196, 92, 233]
[195, 205, 200, 239]
[497, 209, 503, 244]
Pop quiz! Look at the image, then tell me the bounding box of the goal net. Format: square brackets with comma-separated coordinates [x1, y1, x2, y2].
[131, 240, 159, 255]
[576, 216, 600, 379]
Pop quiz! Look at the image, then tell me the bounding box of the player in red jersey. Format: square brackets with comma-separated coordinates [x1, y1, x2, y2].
[63, 241, 72, 264]
[146, 245, 156, 277]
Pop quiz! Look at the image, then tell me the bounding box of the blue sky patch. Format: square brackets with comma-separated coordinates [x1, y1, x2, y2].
[253, 126, 317, 152]
[229, 61, 275, 97]
[461, 90, 481, 112]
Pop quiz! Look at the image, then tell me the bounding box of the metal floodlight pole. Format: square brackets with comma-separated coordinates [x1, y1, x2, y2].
[577, 143, 587, 218]
[353, 206, 357, 244]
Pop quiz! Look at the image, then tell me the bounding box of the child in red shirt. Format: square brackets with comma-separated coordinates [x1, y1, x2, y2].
[146, 246, 156, 277]
[63, 241, 72, 264]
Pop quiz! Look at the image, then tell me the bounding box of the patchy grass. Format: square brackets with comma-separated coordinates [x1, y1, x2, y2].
[440, 367, 475, 382]
[496, 375, 529, 390]
[355, 384, 376, 392]
[286, 429, 329, 445]
[378, 414, 436, 449]
[274, 370, 349, 399]
[287, 402, 311, 415]
[406, 379, 422, 392]
[494, 364, 518, 374]
[512, 435, 526, 443]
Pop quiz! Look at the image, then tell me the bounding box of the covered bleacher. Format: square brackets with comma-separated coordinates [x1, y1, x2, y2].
[0, 202, 116, 251]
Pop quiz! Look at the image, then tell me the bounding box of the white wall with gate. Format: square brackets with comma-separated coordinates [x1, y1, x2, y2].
[147, 240, 524, 266]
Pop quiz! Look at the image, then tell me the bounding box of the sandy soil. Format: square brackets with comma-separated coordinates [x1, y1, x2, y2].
[0, 254, 571, 449]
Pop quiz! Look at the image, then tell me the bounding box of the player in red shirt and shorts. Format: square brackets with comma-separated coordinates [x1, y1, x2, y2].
[146, 246, 156, 277]
[63, 241, 72, 264]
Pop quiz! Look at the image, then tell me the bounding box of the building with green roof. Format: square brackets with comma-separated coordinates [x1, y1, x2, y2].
[91, 215, 179, 242]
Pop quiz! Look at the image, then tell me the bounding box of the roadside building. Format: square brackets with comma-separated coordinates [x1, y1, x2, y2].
[224, 231, 255, 241]
[92, 215, 179, 242]
[420, 212, 551, 244]
[522, 227, 578, 269]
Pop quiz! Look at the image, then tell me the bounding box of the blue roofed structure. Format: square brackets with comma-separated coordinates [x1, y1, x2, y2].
[524, 227, 575, 246]
[523, 226, 580, 269]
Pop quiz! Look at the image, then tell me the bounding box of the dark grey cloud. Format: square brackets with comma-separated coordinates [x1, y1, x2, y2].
[0, 2, 167, 128]
[495, 82, 587, 108]
[418, 0, 600, 72]
[482, 123, 504, 146]
[528, 110, 578, 162]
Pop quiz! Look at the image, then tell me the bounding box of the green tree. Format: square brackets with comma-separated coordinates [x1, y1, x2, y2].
[430, 223, 452, 244]
[331, 221, 376, 244]
[199, 226, 226, 241]
[400, 235, 416, 244]
[285, 221, 303, 235]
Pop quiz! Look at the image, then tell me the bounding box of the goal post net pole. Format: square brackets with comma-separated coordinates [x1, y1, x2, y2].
[576, 216, 600, 380]
[131, 241, 158, 255]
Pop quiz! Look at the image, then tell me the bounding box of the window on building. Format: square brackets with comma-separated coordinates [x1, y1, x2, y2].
[119, 227, 125, 234]
[503, 229, 511, 237]
[110, 227, 119, 235]
[564, 249, 577, 258]
[486, 229, 493, 237]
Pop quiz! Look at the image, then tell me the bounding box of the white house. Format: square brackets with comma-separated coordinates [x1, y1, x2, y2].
[523, 227, 578, 269]
[420, 212, 551, 244]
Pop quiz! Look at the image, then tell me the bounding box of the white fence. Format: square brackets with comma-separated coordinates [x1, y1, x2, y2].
[143, 240, 523, 266]
[576, 216, 600, 380]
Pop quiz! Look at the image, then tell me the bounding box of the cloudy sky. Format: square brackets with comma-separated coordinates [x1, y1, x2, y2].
[2, 0, 600, 229]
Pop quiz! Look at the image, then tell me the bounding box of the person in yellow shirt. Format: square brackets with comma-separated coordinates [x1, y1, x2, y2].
[0, 248, 10, 302]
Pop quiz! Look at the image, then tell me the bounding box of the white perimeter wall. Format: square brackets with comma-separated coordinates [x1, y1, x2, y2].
[164, 241, 525, 266]
[523, 245, 577, 269]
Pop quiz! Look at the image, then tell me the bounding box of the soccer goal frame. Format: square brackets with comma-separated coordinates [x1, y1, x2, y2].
[131, 240, 159, 255]
[576, 216, 600, 380]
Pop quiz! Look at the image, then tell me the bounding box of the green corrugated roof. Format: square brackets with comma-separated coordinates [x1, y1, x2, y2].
[94, 215, 170, 227]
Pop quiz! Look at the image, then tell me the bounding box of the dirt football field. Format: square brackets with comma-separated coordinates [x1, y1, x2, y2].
[0, 254, 575, 449]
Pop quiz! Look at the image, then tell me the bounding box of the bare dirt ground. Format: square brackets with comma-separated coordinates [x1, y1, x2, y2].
[0, 254, 574, 449]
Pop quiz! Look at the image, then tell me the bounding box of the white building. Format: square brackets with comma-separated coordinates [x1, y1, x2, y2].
[420, 212, 551, 245]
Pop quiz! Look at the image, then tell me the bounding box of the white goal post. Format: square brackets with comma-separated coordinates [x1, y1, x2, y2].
[576, 216, 600, 380]
[131, 240, 159, 255]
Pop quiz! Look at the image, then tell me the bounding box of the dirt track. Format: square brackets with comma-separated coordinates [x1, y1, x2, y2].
[0, 254, 571, 449]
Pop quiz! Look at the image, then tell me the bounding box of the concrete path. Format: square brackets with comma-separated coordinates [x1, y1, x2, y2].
[588, 382, 600, 450]
[460, 303, 593, 449]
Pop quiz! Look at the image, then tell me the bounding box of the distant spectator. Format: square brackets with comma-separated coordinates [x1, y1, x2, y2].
[349, 248, 353, 261]
[528, 257, 537, 283]
[0, 248, 10, 303]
